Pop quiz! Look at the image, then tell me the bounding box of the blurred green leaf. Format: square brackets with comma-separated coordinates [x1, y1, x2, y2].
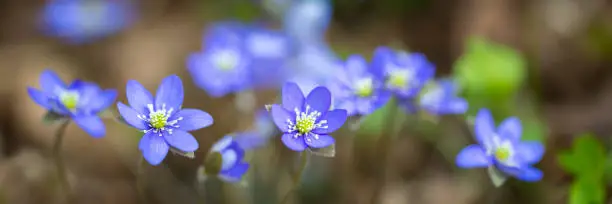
[230, 1, 261, 21]
[569, 177, 605, 204]
[557, 134, 606, 178]
[454, 36, 527, 112]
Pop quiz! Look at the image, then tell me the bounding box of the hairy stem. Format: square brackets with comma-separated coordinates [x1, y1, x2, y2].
[53, 120, 71, 203]
[369, 98, 399, 204]
[280, 152, 309, 204]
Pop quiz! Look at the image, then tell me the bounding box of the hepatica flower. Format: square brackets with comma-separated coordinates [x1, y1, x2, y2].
[418, 79, 468, 115]
[456, 109, 544, 182]
[372, 47, 435, 99]
[27, 69, 117, 137]
[188, 23, 252, 97]
[271, 82, 347, 151]
[327, 55, 391, 117]
[40, 0, 134, 44]
[201, 134, 267, 183]
[116, 75, 213, 165]
[245, 28, 292, 88]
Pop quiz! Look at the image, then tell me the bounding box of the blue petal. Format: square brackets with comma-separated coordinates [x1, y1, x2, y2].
[139, 132, 152, 151]
[233, 132, 269, 150]
[219, 162, 249, 183]
[220, 148, 238, 171]
[370, 46, 394, 78]
[305, 133, 334, 148]
[74, 82, 117, 114]
[455, 144, 491, 168]
[116, 102, 148, 130]
[344, 55, 368, 74]
[282, 82, 305, 111]
[211, 136, 233, 152]
[91, 89, 117, 113]
[444, 98, 468, 114]
[281, 133, 307, 151]
[73, 115, 105, 138]
[142, 134, 169, 166]
[314, 109, 347, 134]
[40, 69, 66, 95]
[305, 86, 331, 113]
[164, 129, 199, 152]
[498, 117, 522, 141]
[126, 80, 154, 114]
[516, 141, 545, 165]
[515, 166, 543, 182]
[155, 75, 184, 111]
[474, 108, 495, 150]
[271, 104, 294, 133]
[173, 109, 213, 131]
[27, 87, 53, 110]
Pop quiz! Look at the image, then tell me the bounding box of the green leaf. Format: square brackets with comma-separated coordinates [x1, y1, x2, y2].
[557, 134, 606, 178]
[569, 177, 605, 204]
[453, 37, 527, 107]
[487, 166, 508, 187]
[42, 111, 68, 125]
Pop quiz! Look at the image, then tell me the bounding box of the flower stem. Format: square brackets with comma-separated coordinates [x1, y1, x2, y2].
[369, 98, 400, 204]
[53, 120, 71, 203]
[136, 155, 149, 204]
[280, 152, 309, 204]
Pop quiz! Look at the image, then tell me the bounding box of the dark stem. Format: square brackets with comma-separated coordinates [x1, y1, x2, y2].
[53, 120, 71, 203]
[136, 156, 149, 204]
[280, 152, 309, 204]
[369, 98, 399, 204]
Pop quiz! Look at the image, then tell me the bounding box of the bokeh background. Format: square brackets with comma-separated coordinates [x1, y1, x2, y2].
[1, 0, 612, 203]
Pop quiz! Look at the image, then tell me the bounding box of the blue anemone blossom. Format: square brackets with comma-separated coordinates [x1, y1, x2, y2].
[245, 28, 292, 88]
[371, 47, 435, 99]
[27, 70, 117, 138]
[283, 0, 332, 45]
[188, 23, 252, 97]
[327, 55, 391, 117]
[116, 75, 214, 166]
[418, 79, 468, 115]
[270, 82, 347, 151]
[456, 108, 545, 182]
[202, 133, 267, 183]
[40, 0, 135, 44]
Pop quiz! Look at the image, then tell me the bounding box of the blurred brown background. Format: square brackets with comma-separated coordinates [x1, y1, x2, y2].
[1, 0, 612, 203]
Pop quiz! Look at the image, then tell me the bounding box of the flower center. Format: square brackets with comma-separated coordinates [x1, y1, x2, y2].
[288, 105, 328, 137]
[60, 91, 79, 110]
[214, 50, 239, 71]
[387, 69, 413, 89]
[494, 147, 510, 161]
[354, 77, 374, 97]
[139, 104, 183, 136]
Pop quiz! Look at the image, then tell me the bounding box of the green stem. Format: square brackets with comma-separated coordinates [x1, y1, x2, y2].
[280, 152, 309, 204]
[369, 98, 399, 204]
[53, 120, 71, 203]
[136, 156, 149, 204]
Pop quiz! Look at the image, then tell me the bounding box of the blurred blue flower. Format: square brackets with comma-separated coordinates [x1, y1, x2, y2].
[244, 27, 293, 89]
[418, 79, 468, 115]
[270, 82, 347, 151]
[327, 55, 391, 116]
[371, 47, 435, 99]
[283, 0, 332, 45]
[254, 108, 277, 138]
[204, 135, 256, 183]
[455, 108, 545, 182]
[188, 23, 252, 97]
[116, 75, 213, 166]
[40, 0, 135, 44]
[27, 69, 117, 138]
[289, 43, 341, 84]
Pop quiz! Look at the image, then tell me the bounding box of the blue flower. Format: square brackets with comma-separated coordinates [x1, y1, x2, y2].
[270, 82, 347, 151]
[188, 24, 252, 97]
[204, 133, 267, 183]
[27, 69, 117, 137]
[40, 0, 134, 44]
[116, 75, 214, 166]
[327, 55, 391, 117]
[244, 28, 292, 89]
[418, 79, 468, 115]
[283, 0, 332, 45]
[371, 47, 435, 99]
[455, 108, 545, 182]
